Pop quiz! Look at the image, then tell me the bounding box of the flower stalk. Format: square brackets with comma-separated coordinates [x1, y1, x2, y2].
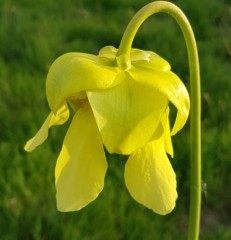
[117, 1, 201, 239]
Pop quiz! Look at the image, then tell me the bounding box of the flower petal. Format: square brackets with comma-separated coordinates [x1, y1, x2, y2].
[129, 67, 190, 135]
[24, 104, 69, 152]
[131, 49, 171, 71]
[161, 107, 173, 157]
[124, 137, 177, 215]
[87, 74, 168, 155]
[98, 46, 171, 71]
[46, 52, 122, 112]
[55, 103, 107, 212]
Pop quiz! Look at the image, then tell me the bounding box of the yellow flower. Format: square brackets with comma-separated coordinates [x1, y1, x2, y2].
[24, 46, 190, 215]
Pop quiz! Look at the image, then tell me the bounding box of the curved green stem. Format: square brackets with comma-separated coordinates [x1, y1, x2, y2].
[118, 1, 201, 239]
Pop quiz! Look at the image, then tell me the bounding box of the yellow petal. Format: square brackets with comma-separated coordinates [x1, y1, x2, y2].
[161, 107, 174, 157]
[98, 47, 171, 71]
[24, 104, 69, 152]
[129, 67, 190, 135]
[87, 73, 168, 155]
[98, 45, 117, 64]
[131, 48, 171, 71]
[46, 52, 122, 112]
[124, 137, 177, 215]
[55, 103, 107, 212]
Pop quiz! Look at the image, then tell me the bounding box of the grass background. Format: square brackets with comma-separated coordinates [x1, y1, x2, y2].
[0, 0, 231, 239]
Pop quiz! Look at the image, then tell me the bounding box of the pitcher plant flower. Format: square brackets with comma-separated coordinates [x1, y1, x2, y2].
[24, 1, 198, 218]
[25, 45, 190, 214]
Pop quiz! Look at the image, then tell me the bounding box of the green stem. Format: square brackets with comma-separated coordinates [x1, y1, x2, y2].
[118, 1, 201, 240]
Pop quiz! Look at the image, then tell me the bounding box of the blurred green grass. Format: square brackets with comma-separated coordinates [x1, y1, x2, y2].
[0, 0, 231, 239]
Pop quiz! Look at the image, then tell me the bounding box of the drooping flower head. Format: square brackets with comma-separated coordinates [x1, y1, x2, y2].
[25, 45, 190, 215]
[24, 47, 191, 215]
